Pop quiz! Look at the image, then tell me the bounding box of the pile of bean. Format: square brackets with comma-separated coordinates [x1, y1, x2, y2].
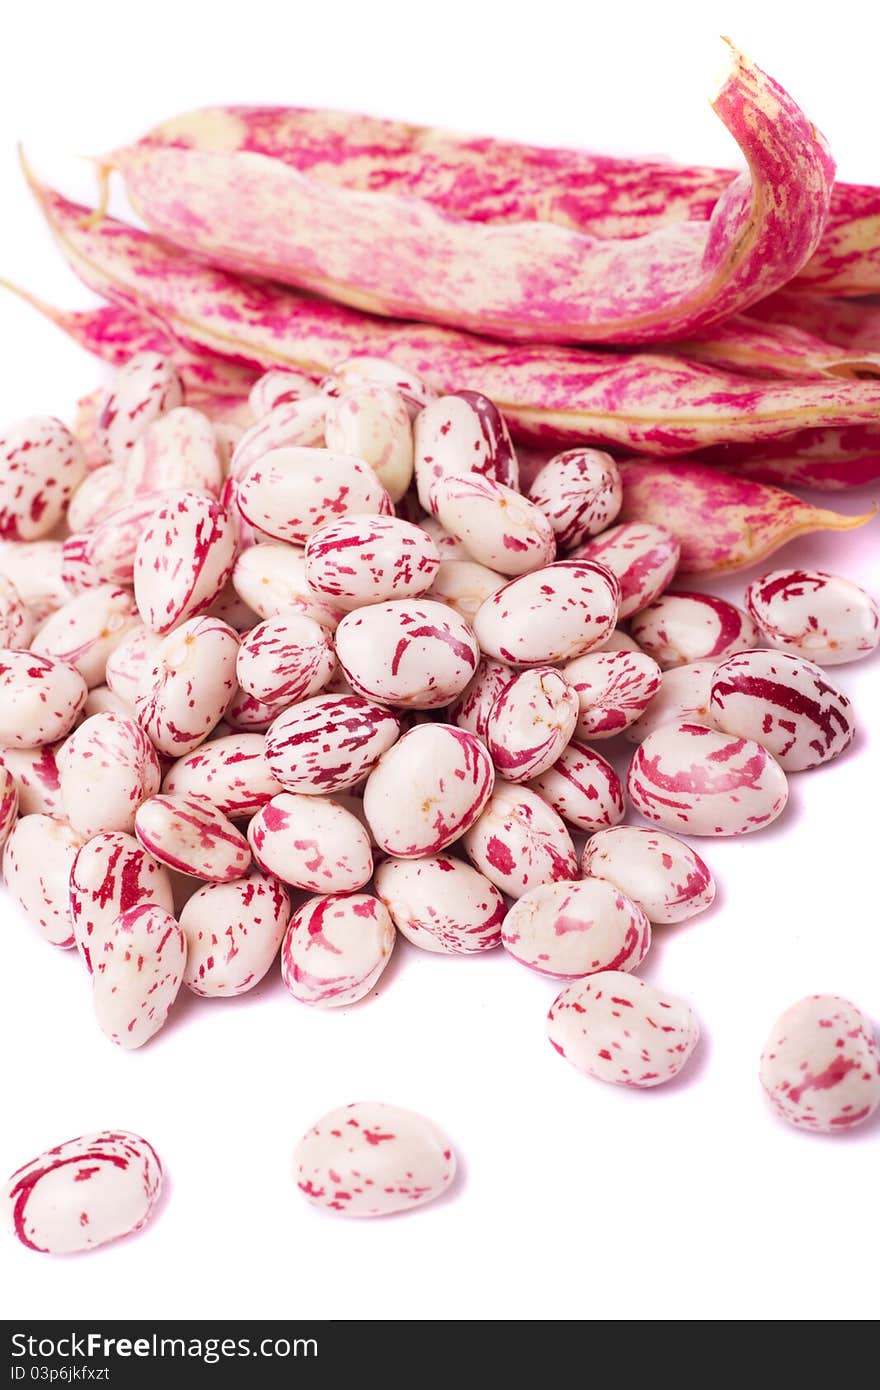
[2, 353, 879, 1252]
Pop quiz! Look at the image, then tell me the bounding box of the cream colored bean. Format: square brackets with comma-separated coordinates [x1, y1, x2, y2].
[473, 561, 620, 668]
[98, 351, 184, 465]
[281, 892, 395, 1007]
[134, 793, 251, 881]
[162, 733, 280, 817]
[0, 540, 69, 622]
[0, 574, 34, 649]
[486, 668, 578, 782]
[3, 814, 85, 947]
[574, 523, 681, 619]
[760, 995, 880, 1133]
[624, 661, 720, 744]
[630, 591, 760, 669]
[236, 614, 335, 705]
[745, 569, 880, 666]
[582, 826, 715, 924]
[375, 855, 504, 954]
[710, 649, 855, 771]
[321, 356, 437, 417]
[134, 492, 237, 634]
[305, 515, 439, 608]
[135, 616, 240, 756]
[502, 878, 651, 979]
[335, 600, 479, 708]
[0, 743, 63, 815]
[414, 391, 518, 511]
[236, 446, 391, 545]
[426, 558, 505, 625]
[0, 652, 87, 748]
[249, 368, 320, 418]
[325, 384, 414, 502]
[463, 780, 578, 898]
[528, 740, 626, 834]
[70, 831, 175, 971]
[430, 473, 555, 576]
[181, 871, 291, 996]
[0, 416, 85, 540]
[266, 694, 400, 794]
[363, 724, 494, 856]
[125, 406, 223, 497]
[527, 448, 622, 550]
[57, 712, 161, 837]
[93, 903, 186, 1049]
[230, 398, 329, 477]
[563, 650, 662, 739]
[231, 543, 343, 628]
[249, 792, 373, 892]
[31, 585, 140, 687]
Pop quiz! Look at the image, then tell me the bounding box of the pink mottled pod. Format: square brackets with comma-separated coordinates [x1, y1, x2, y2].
[70, 831, 174, 971]
[624, 660, 719, 744]
[628, 720, 788, 835]
[134, 616, 240, 756]
[236, 446, 391, 545]
[325, 384, 414, 502]
[92, 903, 186, 1049]
[414, 391, 518, 511]
[322, 356, 437, 418]
[710, 649, 854, 772]
[0, 416, 85, 540]
[375, 855, 504, 954]
[630, 591, 760, 669]
[162, 733, 280, 817]
[98, 351, 184, 465]
[85, 495, 171, 587]
[237, 613, 334, 708]
[31, 586, 139, 689]
[745, 569, 880, 666]
[528, 740, 625, 834]
[249, 367, 319, 418]
[0, 575, 34, 649]
[486, 668, 578, 782]
[231, 543, 343, 628]
[463, 780, 578, 898]
[134, 492, 237, 634]
[0, 761, 18, 849]
[4, 1130, 163, 1253]
[335, 599, 479, 708]
[427, 558, 505, 625]
[3, 814, 85, 947]
[281, 892, 395, 1007]
[0, 743, 62, 815]
[125, 406, 223, 497]
[266, 693, 399, 794]
[180, 871, 290, 996]
[0, 540, 69, 623]
[305, 515, 439, 608]
[57, 712, 161, 836]
[548, 970, 700, 1088]
[502, 878, 651, 979]
[574, 523, 681, 619]
[430, 473, 556, 577]
[105, 625, 163, 706]
[563, 649, 662, 739]
[134, 793, 251, 881]
[527, 449, 622, 550]
[248, 792, 373, 892]
[473, 560, 620, 668]
[67, 464, 129, 533]
[760, 995, 880, 1134]
[0, 652, 87, 748]
[582, 826, 715, 924]
[448, 658, 513, 741]
[230, 398, 329, 478]
[223, 686, 288, 733]
[363, 724, 494, 857]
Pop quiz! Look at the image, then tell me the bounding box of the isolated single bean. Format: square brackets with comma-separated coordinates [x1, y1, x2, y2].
[375, 855, 504, 954]
[181, 871, 291, 996]
[563, 649, 662, 738]
[135, 616, 240, 756]
[134, 793, 251, 881]
[70, 831, 175, 971]
[473, 560, 620, 667]
[57, 712, 161, 836]
[266, 693, 400, 793]
[502, 878, 651, 979]
[31, 585, 140, 687]
[574, 522, 680, 618]
[134, 491, 237, 634]
[162, 733, 281, 817]
[281, 892, 395, 1007]
[98, 351, 184, 465]
[463, 780, 578, 898]
[630, 591, 760, 668]
[363, 723, 494, 856]
[582, 826, 715, 924]
[249, 792, 373, 893]
[486, 668, 578, 782]
[324, 384, 414, 502]
[759, 994, 880, 1133]
[527, 448, 622, 550]
[709, 649, 854, 771]
[335, 599, 479, 708]
[3, 814, 85, 947]
[0, 651, 87, 749]
[305, 515, 439, 608]
[527, 740, 626, 834]
[0, 416, 85, 540]
[745, 568, 880, 665]
[92, 903, 186, 1049]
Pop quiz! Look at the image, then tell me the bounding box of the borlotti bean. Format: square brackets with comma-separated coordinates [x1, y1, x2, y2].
[57, 712, 161, 836]
[84, 686, 135, 720]
[0, 762, 18, 849]
[449, 658, 513, 741]
[294, 1101, 455, 1218]
[0, 743, 62, 815]
[31, 586, 140, 688]
[547, 971, 700, 1088]
[527, 449, 623, 550]
[427, 559, 505, 625]
[4, 1130, 163, 1253]
[414, 390, 518, 512]
[223, 686, 288, 733]
[3, 814, 85, 947]
[709, 650, 855, 772]
[85, 495, 172, 587]
[305, 515, 440, 608]
[134, 617, 240, 756]
[527, 740, 626, 834]
[134, 491, 237, 634]
[628, 721, 789, 836]
[363, 724, 494, 856]
[463, 780, 578, 898]
[486, 669, 578, 782]
[0, 539, 68, 622]
[125, 406, 224, 497]
[418, 516, 469, 559]
[105, 625, 163, 706]
[231, 399, 330, 479]
[594, 628, 643, 654]
[266, 693, 400, 793]
[745, 568, 880, 666]
[249, 367, 319, 418]
[429, 474, 556, 577]
[759, 995, 880, 1134]
[582, 826, 715, 924]
[249, 792, 373, 892]
[574, 522, 681, 618]
[60, 533, 101, 595]
[502, 878, 651, 980]
[281, 892, 396, 1007]
[0, 652, 87, 748]
[92, 903, 187, 1049]
[134, 793, 251, 881]
[97, 351, 184, 465]
[180, 871, 291, 996]
[473, 560, 620, 667]
[630, 591, 760, 669]
[563, 650, 662, 738]
[322, 357, 437, 419]
[67, 464, 128, 532]
[162, 733, 281, 817]
[324, 384, 414, 502]
[335, 599, 479, 708]
[375, 855, 504, 954]
[231, 543, 344, 629]
[0, 416, 85, 540]
[236, 615, 335, 708]
[0, 575, 34, 649]
[70, 832, 174, 971]
[236, 446, 392, 545]
[623, 660, 720, 744]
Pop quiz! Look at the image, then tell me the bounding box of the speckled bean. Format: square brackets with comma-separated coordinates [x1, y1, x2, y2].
[414, 391, 518, 512]
[294, 1101, 455, 1218]
[627, 720, 788, 835]
[448, 658, 512, 741]
[280, 892, 395, 1007]
[134, 793, 251, 881]
[486, 668, 578, 782]
[430, 473, 556, 576]
[67, 464, 130, 533]
[574, 523, 680, 618]
[463, 780, 578, 898]
[0, 416, 85, 540]
[31, 586, 139, 687]
[426, 558, 505, 625]
[180, 870, 290, 996]
[236, 446, 391, 545]
[335, 599, 479, 708]
[125, 406, 223, 497]
[582, 826, 715, 924]
[92, 903, 186, 1049]
[502, 878, 651, 979]
[57, 712, 161, 836]
[266, 694, 400, 793]
[85, 495, 170, 587]
[629, 591, 760, 669]
[527, 449, 622, 550]
[710, 649, 854, 771]
[760, 995, 880, 1133]
[594, 628, 643, 654]
[3, 814, 85, 947]
[472, 560, 620, 667]
[745, 569, 880, 666]
[230, 398, 329, 478]
[70, 831, 174, 971]
[134, 492, 237, 634]
[548, 970, 700, 1088]
[305, 515, 439, 608]
[0, 743, 62, 815]
[0, 652, 87, 748]
[363, 724, 494, 856]
[0, 575, 34, 649]
[374, 855, 504, 954]
[0, 540, 69, 622]
[223, 686, 289, 733]
[527, 740, 626, 834]
[249, 368, 319, 418]
[563, 649, 662, 739]
[248, 792, 373, 893]
[60, 533, 101, 595]
[105, 625, 163, 706]
[4, 1130, 163, 1253]
[162, 733, 280, 817]
[231, 543, 343, 628]
[418, 516, 468, 559]
[321, 356, 437, 418]
[624, 661, 720, 744]
[325, 384, 414, 502]
[98, 352, 184, 465]
[0, 760, 18, 849]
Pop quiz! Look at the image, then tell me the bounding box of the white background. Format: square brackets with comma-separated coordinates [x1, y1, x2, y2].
[2, 0, 879, 1323]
